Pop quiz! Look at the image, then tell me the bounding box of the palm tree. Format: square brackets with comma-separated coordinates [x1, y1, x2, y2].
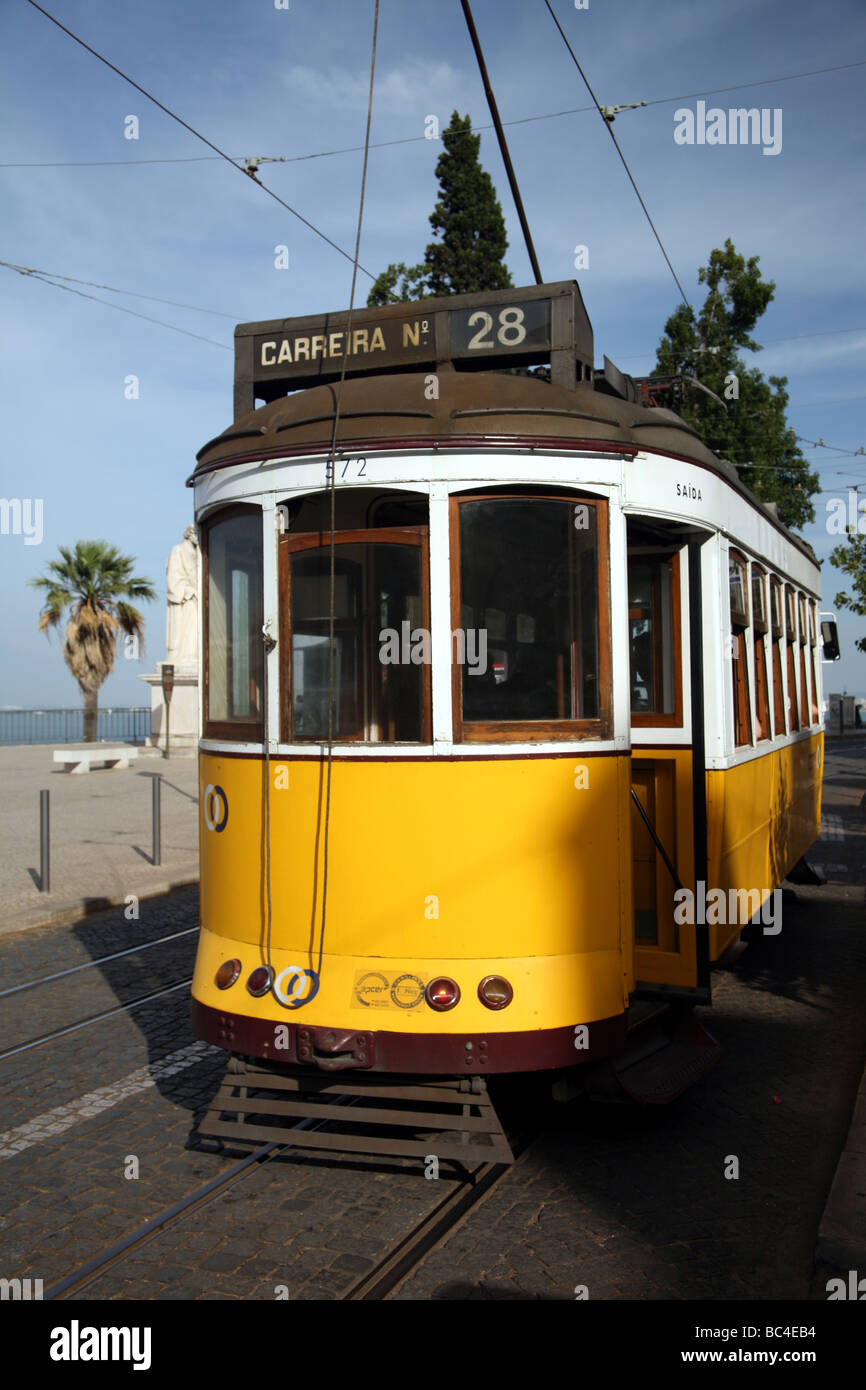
[31, 541, 157, 743]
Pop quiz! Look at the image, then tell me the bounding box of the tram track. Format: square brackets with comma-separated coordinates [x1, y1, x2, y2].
[0, 923, 198, 1062]
[0, 927, 198, 999]
[0, 977, 194, 1062]
[44, 1139, 279, 1301]
[39, 1082, 537, 1303]
[43, 1103, 355, 1302]
[341, 1131, 535, 1300]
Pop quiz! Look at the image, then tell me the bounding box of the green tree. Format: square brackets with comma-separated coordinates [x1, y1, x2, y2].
[366, 111, 512, 306]
[651, 239, 819, 530]
[366, 261, 428, 309]
[31, 540, 156, 742]
[829, 532, 866, 653]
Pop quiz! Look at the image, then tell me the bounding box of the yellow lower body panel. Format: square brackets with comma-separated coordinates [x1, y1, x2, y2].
[705, 733, 822, 959]
[195, 749, 634, 1035]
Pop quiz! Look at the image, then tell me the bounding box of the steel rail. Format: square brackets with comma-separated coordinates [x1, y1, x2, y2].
[0, 928, 198, 1000]
[44, 1141, 279, 1300]
[45, 1099, 356, 1301]
[0, 978, 192, 1062]
[341, 1132, 535, 1300]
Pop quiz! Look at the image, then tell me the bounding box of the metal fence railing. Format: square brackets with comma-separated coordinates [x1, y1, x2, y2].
[0, 707, 152, 747]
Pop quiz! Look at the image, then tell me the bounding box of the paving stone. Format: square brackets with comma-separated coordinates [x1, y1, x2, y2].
[328, 1251, 374, 1274]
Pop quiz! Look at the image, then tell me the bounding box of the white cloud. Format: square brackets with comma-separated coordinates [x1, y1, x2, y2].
[280, 61, 463, 118]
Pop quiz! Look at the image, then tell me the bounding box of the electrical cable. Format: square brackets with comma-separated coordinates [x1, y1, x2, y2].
[0, 258, 230, 348]
[543, 0, 691, 309]
[5, 59, 863, 168]
[0, 259, 237, 317]
[263, 0, 380, 1011]
[24, 0, 374, 279]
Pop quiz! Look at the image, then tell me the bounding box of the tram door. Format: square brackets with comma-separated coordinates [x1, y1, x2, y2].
[628, 524, 708, 998]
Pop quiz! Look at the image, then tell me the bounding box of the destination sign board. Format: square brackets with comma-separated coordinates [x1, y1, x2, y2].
[254, 313, 434, 374]
[233, 281, 592, 418]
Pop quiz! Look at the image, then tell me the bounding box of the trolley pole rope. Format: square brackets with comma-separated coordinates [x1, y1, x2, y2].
[265, 0, 380, 1009]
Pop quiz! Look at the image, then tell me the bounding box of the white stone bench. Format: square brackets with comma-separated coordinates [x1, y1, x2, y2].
[53, 747, 139, 774]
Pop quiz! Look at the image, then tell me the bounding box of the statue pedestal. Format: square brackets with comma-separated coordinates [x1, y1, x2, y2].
[140, 662, 199, 756]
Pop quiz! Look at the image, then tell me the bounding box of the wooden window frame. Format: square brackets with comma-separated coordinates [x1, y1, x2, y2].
[770, 577, 784, 638]
[799, 644, 810, 728]
[784, 584, 800, 731]
[628, 549, 684, 729]
[729, 551, 749, 627]
[798, 591, 810, 726]
[279, 526, 432, 744]
[202, 503, 265, 742]
[729, 550, 752, 748]
[751, 567, 771, 742]
[808, 600, 820, 724]
[770, 576, 786, 735]
[450, 492, 612, 743]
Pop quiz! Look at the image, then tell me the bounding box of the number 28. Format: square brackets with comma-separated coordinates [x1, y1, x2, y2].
[467, 307, 527, 350]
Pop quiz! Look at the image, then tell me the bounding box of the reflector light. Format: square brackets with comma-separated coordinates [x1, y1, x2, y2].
[425, 977, 460, 1011]
[247, 966, 273, 997]
[478, 975, 513, 1009]
[216, 958, 242, 990]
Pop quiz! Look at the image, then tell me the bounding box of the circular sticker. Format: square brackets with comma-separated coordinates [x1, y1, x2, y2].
[390, 974, 426, 1009]
[354, 971, 389, 1008]
[203, 784, 228, 833]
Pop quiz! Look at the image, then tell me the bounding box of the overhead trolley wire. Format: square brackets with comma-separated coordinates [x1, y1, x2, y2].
[543, 0, 691, 310]
[263, 0, 381, 1011]
[0, 258, 231, 349]
[0, 260, 237, 318]
[23, 0, 374, 279]
[5, 59, 864, 169]
[317, 0, 381, 993]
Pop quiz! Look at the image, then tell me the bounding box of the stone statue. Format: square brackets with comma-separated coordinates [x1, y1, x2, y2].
[165, 524, 198, 666]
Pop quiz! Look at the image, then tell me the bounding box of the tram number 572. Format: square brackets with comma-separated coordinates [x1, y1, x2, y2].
[466, 307, 527, 350]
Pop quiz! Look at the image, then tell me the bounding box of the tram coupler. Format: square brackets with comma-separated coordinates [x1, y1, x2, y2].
[297, 1026, 376, 1070]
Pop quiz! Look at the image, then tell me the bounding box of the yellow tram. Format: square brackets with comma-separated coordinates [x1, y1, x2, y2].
[189, 281, 826, 1119]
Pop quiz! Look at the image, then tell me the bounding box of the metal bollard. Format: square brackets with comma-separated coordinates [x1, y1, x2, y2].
[152, 774, 161, 867]
[39, 789, 50, 893]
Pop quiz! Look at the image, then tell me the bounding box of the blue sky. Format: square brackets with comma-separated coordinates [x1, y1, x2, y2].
[1, 0, 865, 706]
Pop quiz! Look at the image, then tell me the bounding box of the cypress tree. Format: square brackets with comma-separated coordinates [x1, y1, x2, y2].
[422, 111, 512, 297]
[367, 112, 512, 305]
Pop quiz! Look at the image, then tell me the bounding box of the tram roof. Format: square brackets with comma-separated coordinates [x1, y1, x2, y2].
[192, 368, 817, 566]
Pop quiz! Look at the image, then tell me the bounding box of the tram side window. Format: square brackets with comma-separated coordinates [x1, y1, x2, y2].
[284, 531, 429, 743]
[798, 594, 810, 727]
[627, 552, 680, 723]
[785, 586, 800, 732]
[751, 568, 771, 741]
[204, 509, 264, 737]
[809, 601, 820, 724]
[729, 553, 752, 747]
[454, 496, 610, 738]
[770, 578, 786, 735]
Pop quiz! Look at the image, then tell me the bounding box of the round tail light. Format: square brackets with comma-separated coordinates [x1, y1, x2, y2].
[247, 965, 274, 997]
[216, 958, 242, 990]
[425, 977, 460, 1011]
[478, 975, 513, 1009]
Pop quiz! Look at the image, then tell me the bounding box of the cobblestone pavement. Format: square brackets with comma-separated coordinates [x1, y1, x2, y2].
[0, 744, 863, 1301]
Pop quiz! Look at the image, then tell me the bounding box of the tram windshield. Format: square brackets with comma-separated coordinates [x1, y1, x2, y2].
[286, 531, 429, 743]
[455, 496, 606, 734]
